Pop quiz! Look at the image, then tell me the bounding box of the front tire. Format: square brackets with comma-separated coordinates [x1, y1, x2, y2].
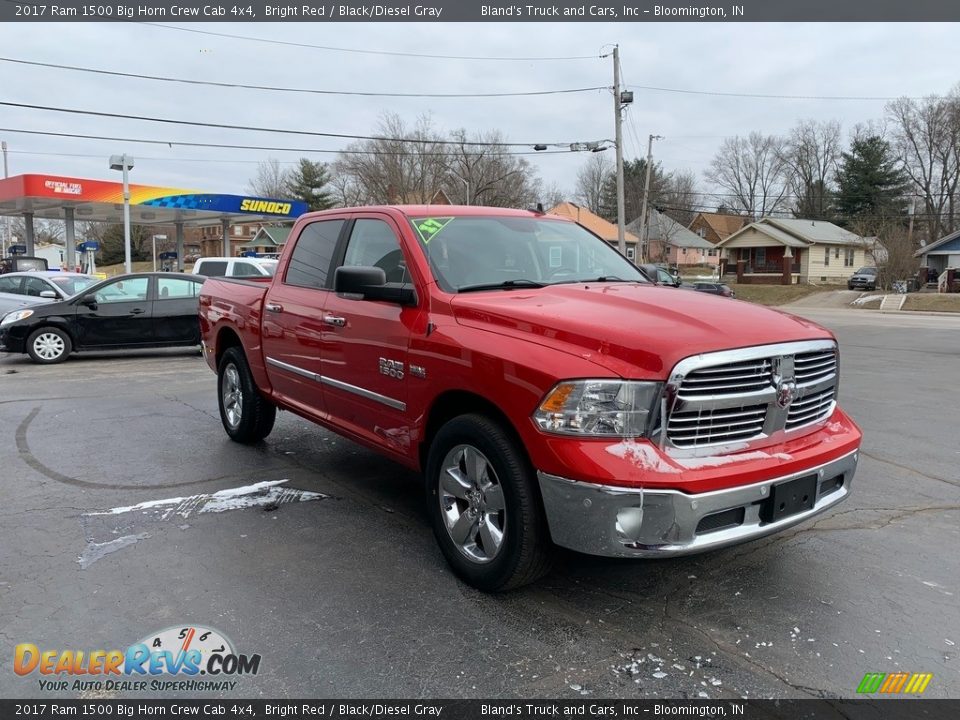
[217, 346, 276, 443]
[26, 327, 72, 364]
[426, 413, 554, 591]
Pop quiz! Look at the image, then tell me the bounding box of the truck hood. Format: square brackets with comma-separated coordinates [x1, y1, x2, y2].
[451, 283, 832, 378]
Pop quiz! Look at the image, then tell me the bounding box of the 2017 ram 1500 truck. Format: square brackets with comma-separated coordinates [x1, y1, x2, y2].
[199, 206, 862, 591]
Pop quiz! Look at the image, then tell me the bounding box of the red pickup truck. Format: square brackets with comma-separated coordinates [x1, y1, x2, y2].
[199, 206, 861, 591]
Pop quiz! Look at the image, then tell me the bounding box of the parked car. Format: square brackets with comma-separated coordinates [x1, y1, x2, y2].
[0, 270, 99, 311]
[692, 281, 736, 298]
[192, 256, 278, 278]
[199, 205, 862, 592]
[637, 263, 685, 288]
[847, 267, 878, 291]
[0, 256, 48, 274]
[0, 272, 205, 364]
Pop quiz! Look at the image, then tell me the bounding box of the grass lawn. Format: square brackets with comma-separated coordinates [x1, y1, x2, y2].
[728, 283, 834, 306]
[902, 294, 960, 313]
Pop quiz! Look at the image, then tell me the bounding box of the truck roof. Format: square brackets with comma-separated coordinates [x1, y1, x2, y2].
[299, 205, 569, 221]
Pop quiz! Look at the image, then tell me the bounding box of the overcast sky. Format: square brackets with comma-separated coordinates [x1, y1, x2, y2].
[1, 21, 958, 205]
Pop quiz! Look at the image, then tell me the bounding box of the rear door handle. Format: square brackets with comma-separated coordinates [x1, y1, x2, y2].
[129, 308, 145, 315]
[265, 303, 283, 313]
[323, 315, 346, 327]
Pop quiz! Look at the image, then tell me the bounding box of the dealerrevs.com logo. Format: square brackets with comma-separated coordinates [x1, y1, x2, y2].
[14, 625, 261, 692]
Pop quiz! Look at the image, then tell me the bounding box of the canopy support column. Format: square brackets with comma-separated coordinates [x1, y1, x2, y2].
[23, 212, 35, 256]
[64, 208, 76, 271]
[222, 218, 231, 257]
[176, 221, 185, 272]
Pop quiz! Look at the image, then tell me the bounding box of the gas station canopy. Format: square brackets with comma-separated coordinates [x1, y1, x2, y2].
[0, 173, 308, 226]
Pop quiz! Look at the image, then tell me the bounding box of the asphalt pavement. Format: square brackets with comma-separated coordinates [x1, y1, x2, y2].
[1, 308, 957, 700]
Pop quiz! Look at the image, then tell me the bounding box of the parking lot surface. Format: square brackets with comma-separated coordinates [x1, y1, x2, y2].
[1, 308, 958, 700]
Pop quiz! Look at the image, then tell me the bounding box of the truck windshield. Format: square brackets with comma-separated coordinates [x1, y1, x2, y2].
[409, 216, 647, 292]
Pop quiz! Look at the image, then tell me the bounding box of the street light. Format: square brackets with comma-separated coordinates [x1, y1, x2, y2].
[109, 154, 135, 273]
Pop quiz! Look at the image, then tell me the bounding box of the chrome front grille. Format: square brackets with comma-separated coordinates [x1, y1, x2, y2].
[676, 359, 772, 399]
[664, 340, 838, 451]
[794, 350, 837, 385]
[667, 403, 768, 448]
[786, 387, 836, 429]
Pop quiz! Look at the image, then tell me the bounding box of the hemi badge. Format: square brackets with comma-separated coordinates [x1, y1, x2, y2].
[410, 364, 427, 379]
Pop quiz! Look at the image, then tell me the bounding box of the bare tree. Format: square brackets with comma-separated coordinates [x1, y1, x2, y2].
[574, 154, 613, 213]
[847, 215, 919, 290]
[248, 158, 291, 198]
[782, 119, 842, 219]
[446, 129, 542, 208]
[659, 169, 701, 226]
[887, 89, 960, 242]
[705, 132, 789, 218]
[333, 113, 450, 205]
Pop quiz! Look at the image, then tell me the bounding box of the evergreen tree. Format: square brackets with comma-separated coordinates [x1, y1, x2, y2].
[284, 158, 334, 211]
[598, 158, 669, 223]
[834, 136, 911, 222]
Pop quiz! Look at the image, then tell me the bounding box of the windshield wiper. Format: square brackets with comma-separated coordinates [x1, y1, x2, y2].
[457, 279, 547, 293]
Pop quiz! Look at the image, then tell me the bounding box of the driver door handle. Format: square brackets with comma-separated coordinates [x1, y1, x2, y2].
[323, 315, 346, 327]
[265, 303, 284, 313]
[129, 308, 145, 315]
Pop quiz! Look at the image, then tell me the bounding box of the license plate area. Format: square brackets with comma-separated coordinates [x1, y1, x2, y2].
[760, 474, 818, 524]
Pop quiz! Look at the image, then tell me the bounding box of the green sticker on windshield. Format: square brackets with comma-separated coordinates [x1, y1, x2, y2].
[413, 217, 454, 245]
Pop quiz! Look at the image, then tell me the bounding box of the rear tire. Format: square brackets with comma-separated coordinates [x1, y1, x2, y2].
[426, 413, 554, 591]
[217, 346, 276, 443]
[26, 327, 72, 364]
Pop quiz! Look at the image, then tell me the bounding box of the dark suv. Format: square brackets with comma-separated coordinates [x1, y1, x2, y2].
[847, 267, 878, 291]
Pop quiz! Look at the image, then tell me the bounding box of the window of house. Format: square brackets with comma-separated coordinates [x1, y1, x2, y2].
[756, 248, 766, 265]
[234, 226, 243, 236]
[834, 247, 840, 259]
[285, 219, 344, 289]
[824, 247, 830, 266]
[708, 248, 717, 257]
[626, 247, 635, 260]
[844, 248, 855, 267]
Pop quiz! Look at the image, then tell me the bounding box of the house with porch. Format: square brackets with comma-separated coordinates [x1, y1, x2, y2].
[716, 218, 873, 285]
[914, 230, 960, 275]
[236, 226, 291, 256]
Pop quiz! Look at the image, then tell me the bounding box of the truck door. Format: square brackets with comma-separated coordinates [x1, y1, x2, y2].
[319, 216, 418, 454]
[259, 218, 345, 419]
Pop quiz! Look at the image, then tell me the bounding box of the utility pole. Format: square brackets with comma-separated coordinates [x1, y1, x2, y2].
[613, 46, 627, 256]
[1, 141, 8, 258]
[637, 134, 662, 264]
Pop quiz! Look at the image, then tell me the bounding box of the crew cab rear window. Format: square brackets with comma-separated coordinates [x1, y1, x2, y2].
[285, 220, 344, 289]
[197, 261, 228, 277]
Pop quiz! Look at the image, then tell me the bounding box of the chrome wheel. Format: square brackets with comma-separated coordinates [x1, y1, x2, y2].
[32, 332, 66, 361]
[439, 444, 506, 564]
[222, 363, 243, 430]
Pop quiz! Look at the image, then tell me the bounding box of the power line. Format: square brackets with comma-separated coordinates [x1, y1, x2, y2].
[0, 127, 576, 156]
[0, 100, 588, 148]
[142, 22, 607, 61]
[627, 84, 938, 102]
[0, 57, 610, 99]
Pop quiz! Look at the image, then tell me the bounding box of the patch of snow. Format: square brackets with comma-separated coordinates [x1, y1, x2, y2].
[78, 533, 150, 569]
[606, 441, 681, 474]
[652, 672, 667, 679]
[674, 450, 792, 469]
[86, 480, 328, 520]
[851, 295, 883, 306]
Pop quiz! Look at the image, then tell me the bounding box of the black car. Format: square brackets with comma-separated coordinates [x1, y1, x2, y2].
[847, 267, 878, 290]
[692, 281, 736, 298]
[637, 263, 683, 287]
[0, 272, 205, 364]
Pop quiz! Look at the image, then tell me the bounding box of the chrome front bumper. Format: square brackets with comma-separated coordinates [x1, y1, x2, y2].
[537, 450, 858, 558]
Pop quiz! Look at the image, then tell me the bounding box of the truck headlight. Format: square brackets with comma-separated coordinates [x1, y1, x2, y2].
[0, 309, 33, 327]
[533, 380, 661, 437]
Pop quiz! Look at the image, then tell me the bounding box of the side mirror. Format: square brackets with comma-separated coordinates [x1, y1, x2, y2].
[80, 295, 98, 309]
[39, 290, 57, 299]
[334, 266, 417, 306]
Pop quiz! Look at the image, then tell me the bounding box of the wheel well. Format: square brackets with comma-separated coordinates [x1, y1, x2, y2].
[215, 327, 243, 368]
[419, 390, 527, 471]
[30, 323, 75, 345]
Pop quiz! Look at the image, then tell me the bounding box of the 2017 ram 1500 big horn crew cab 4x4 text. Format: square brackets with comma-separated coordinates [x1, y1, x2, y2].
[199, 206, 862, 591]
